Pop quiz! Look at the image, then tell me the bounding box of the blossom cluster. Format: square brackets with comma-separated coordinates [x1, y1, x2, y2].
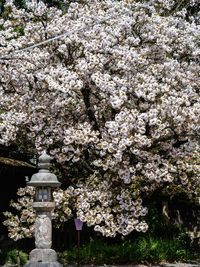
[3, 186, 35, 240]
[1, 0, 200, 238]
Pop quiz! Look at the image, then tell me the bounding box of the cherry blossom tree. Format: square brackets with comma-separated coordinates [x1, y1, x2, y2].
[1, 0, 200, 239]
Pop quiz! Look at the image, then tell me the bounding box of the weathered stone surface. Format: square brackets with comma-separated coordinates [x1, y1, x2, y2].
[24, 261, 62, 267]
[29, 249, 57, 262]
[33, 202, 55, 211]
[27, 151, 61, 187]
[35, 214, 52, 249]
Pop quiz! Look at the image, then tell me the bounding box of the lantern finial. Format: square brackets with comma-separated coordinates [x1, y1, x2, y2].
[38, 150, 53, 170]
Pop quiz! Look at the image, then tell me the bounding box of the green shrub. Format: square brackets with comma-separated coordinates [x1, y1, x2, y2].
[58, 235, 194, 265]
[133, 236, 191, 263]
[1, 249, 28, 267]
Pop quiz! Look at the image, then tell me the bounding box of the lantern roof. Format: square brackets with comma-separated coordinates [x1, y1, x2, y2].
[27, 150, 61, 187]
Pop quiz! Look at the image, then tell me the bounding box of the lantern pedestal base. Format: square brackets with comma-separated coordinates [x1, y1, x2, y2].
[29, 249, 58, 262]
[24, 262, 62, 267]
[24, 249, 62, 267]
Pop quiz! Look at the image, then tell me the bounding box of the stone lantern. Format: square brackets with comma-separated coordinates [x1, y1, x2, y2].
[25, 151, 62, 267]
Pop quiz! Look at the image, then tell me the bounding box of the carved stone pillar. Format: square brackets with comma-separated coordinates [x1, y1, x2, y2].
[35, 213, 52, 249]
[33, 202, 55, 249]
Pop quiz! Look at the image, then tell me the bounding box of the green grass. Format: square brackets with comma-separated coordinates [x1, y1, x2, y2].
[57, 235, 194, 265]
